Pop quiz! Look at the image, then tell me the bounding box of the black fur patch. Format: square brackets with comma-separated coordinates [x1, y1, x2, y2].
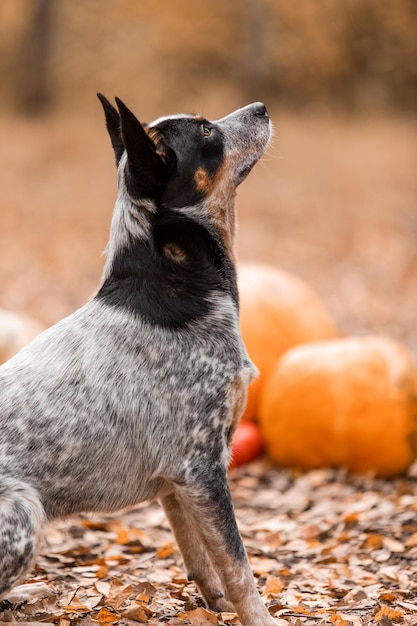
[96, 209, 238, 328]
[152, 118, 225, 208]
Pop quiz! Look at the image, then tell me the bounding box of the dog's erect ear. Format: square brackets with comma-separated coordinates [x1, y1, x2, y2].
[115, 97, 172, 200]
[97, 93, 124, 164]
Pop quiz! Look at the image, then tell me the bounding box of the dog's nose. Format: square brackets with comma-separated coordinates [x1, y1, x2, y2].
[253, 102, 269, 117]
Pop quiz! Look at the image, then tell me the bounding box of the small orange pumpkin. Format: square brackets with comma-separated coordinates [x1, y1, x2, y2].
[0, 309, 43, 364]
[229, 420, 264, 469]
[238, 262, 338, 421]
[259, 336, 417, 477]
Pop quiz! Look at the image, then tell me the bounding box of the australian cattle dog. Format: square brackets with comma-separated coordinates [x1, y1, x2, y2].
[0, 95, 275, 625]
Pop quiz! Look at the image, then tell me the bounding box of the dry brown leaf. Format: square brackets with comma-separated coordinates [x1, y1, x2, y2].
[156, 542, 176, 559]
[398, 600, 417, 612]
[96, 564, 109, 579]
[363, 534, 383, 550]
[135, 582, 158, 602]
[288, 605, 312, 615]
[330, 615, 348, 626]
[279, 566, 291, 577]
[121, 603, 149, 623]
[382, 537, 405, 553]
[95, 581, 111, 596]
[106, 578, 135, 609]
[262, 575, 284, 598]
[379, 592, 397, 603]
[63, 596, 92, 613]
[375, 606, 405, 623]
[334, 615, 363, 626]
[186, 607, 219, 625]
[251, 556, 281, 575]
[93, 607, 121, 624]
[115, 526, 130, 545]
[96, 610, 121, 624]
[300, 523, 320, 541]
[4, 582, 56, 605]
[343, 512, 360, 524]
[405, 532, 417, 547]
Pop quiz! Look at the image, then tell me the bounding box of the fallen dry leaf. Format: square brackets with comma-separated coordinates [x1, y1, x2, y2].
[381, 537, 405, 553]
[156, 542, 176, 559]
[62, 595, 93, 613]
[3, 582, 56, 605]
[0, 623, 55, 626]
[92, 607, 121, 624]
[121, 602, 149, 623]
[106, 578, 135, 609]
[185, 607, 219, 625]
[262, 575, 285, 598]
[375, 606, 405, 622]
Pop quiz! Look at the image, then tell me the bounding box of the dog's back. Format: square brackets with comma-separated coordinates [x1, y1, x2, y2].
[0, 98, 276, 625]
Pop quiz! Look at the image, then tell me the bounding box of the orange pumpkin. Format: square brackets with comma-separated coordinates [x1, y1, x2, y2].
[238, 262, 338, 421]
[259, 336, 417, 477]
[0, 309, 43, 364]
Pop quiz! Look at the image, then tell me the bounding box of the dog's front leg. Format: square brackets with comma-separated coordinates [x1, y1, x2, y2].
[170, 468, 277, 626]
[160, 492, 234, 612]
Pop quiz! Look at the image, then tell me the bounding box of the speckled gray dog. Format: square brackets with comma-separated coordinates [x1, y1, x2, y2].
[0, 96, 275, 625]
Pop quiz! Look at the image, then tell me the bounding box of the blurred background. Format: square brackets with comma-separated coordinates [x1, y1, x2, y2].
[0, 0, 416, 349]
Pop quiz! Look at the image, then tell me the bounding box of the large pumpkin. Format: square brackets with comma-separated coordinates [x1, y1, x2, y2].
[238, 262, 338, 421]
[0, 309, 43, 364]
[259, 336, 417, 477]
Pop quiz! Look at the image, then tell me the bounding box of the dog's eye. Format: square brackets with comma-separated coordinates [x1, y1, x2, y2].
[203, 125, 212, 138]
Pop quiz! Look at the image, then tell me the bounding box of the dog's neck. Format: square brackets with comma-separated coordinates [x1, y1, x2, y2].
[173, 198, 237, 265]
[102, 163, 154, 283]
[102, 167, 238, 284]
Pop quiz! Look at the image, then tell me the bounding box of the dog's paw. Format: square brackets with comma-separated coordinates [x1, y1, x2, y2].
[205, 591, 234, 613]
[187, 571, 233, 613]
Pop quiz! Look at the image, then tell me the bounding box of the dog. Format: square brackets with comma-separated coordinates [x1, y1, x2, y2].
[0, 95, 275, 625]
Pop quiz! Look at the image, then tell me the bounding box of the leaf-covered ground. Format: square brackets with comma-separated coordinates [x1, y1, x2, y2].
[1, 461, 417, 626]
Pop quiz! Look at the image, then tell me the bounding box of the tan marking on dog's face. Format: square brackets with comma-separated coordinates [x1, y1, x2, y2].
[162, 242, 188, 263]
[194, 167, 213, 193]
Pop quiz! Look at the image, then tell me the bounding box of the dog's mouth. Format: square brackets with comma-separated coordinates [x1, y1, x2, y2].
[236, 163, 255, 185]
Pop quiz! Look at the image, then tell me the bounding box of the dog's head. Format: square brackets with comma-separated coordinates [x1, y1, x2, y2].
[97, 95, 271, 257]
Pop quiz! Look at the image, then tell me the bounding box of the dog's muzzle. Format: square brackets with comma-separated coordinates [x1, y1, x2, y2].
[215, 102, 271, 185]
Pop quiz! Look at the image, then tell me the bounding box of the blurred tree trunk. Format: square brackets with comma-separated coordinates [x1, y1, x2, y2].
[17, 0, 54, 114]
[238, 0, 271, 102]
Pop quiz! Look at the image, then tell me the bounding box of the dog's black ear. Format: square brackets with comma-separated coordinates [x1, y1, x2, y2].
[115, 97, 172, 200]
[97, 93, 125, 165]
